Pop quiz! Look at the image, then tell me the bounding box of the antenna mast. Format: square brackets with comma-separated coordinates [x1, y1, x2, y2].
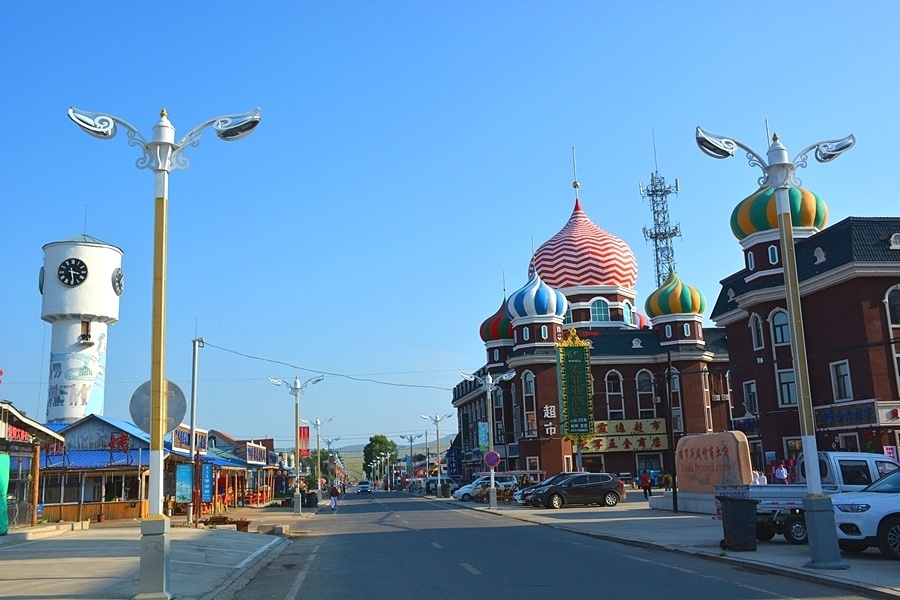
[639, 138, 681, 287]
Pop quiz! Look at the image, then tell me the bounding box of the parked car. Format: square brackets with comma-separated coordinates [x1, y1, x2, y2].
[531, 473, 625, 509]
[424, 476, 461, 495]
[454, 475, 518, 501]
[832, 469, 900, 558]
[357, 480, 372, 494]
[514, 472, 578, 505]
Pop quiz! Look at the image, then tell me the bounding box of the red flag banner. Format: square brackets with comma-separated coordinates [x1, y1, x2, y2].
[299, 425, 311, 458]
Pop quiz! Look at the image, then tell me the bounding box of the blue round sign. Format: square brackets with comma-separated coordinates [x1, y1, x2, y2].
[484, 451, 501, 468]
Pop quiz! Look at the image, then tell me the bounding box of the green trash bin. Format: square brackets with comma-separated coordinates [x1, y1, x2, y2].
[441, 484, 451, 498]
[716, 495, 759, 551]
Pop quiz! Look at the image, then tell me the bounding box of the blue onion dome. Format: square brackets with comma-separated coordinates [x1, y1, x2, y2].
[644, 270, 707, 318]
[730, 186, 827, 240]
[507, 269, 568, 320]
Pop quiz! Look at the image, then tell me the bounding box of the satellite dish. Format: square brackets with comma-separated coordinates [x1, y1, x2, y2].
[129, 380, 188, 434]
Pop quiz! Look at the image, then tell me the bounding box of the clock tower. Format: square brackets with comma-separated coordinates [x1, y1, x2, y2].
[40, 235, 124, 423]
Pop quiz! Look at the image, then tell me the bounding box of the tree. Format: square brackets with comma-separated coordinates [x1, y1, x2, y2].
[362, 434, 398, 480]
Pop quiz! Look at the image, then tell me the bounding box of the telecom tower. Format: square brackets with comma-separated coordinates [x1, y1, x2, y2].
[640, 167, 681, 288]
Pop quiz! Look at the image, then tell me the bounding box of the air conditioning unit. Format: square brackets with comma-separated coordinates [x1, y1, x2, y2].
[652, 396, 661, 404]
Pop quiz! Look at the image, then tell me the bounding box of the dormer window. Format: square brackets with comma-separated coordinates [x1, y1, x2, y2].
[814, 247, 826, 264]
[890, 233, 900, 250]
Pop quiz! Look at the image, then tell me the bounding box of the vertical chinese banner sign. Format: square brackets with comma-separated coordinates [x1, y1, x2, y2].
[299, 425, 311, 458]
[558, 329, 592, 449]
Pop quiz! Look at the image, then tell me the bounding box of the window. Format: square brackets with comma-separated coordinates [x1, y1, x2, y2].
[747, 251, 755, 270]
[750, 314, 765, 350]
[590, 299, 610, 322]
[494, 388, 504, 408]
[563, 307, 573, 325]
[683, 323, 691, 336]
[831, 360, 852, 401]
[493, 349, 499, 361]
[891, 233, 900, 250]
[523, 328, 530, 341]
[523, 372, 535, 395]
[623, 302, 633, 326]
[772, 311, 790, 345]
[742, 380, 758, 415]
[668, 368, 681, 431]
[672, 408, 683, 432]
[523, 372, 537, 437]
[705, 397, 713, 431]
[777, 369, 797, 406]
[606, 371, 624, 420]
[768, 244, 779, 265]
[541, 325, 548, 340]
[636, 370, 656, 419]
[888, 288, 900, 326]
[665, 325, 672, 339]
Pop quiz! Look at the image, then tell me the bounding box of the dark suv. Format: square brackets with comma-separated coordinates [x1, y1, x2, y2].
[531, 473, 625, 509]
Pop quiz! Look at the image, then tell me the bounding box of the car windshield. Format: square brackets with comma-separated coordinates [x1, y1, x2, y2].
[862, 470, 900, 493]
[359, 481, 370, 486]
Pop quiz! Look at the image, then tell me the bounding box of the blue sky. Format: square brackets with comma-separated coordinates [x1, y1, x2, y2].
[2, 2, 898, 453]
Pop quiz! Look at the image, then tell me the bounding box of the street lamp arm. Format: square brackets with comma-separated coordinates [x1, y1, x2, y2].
[793, 134, 856, 167]
[695, 126, 769, 182]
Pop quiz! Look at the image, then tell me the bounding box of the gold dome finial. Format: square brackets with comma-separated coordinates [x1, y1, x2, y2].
[772, 132, 779, 142]
[160, 108, 168, 118]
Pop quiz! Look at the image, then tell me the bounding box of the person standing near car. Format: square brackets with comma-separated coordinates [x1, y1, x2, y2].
[641, 470, 652, 499]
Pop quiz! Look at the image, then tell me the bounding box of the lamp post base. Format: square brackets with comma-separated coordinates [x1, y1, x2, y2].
[135, 517, 171, 600]
[803, 496, 849, 570]
[293, 492, 303, 514]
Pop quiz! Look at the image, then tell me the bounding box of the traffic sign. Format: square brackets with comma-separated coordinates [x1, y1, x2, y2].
[484, 450, 501, 468]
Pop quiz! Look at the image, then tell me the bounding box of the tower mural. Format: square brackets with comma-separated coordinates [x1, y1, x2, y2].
[40, 235, 124, 423]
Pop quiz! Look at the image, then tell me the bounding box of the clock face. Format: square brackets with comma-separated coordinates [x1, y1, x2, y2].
[58, 258, 88, 287]
[111, 267, 124, 296]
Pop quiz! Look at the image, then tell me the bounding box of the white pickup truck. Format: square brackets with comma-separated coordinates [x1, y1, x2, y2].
[717, 451, 899, 544]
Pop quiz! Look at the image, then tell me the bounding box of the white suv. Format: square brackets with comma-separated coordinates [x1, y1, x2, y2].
[453, 475, 518, 501]
[832, 469, 900, 559]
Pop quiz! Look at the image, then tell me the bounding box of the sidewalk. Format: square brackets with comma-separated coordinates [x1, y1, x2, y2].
[427, 491, 900, 599]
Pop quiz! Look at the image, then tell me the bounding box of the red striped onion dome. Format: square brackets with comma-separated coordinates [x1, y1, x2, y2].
[531, 199, 638, 289]
[479, 299, 513, 342]
[731, 186, 827, 241]
[644, 271, 707, 318]
[507, 269, 568, 321]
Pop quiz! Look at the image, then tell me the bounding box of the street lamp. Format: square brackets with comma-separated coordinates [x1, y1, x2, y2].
[462, 371, 515, 508]
[379, 451, 390, 490]
[421, 413, 453, 496]
[399, 433, 422, 490]
[269, 375, 325, 514]
[324, 436, 341, 486]
[696, 126, 854, 569]
[69, 105, 260, 600]
[301, 417, 332, 500]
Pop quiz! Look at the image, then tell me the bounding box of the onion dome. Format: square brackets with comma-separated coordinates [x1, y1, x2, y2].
[479, 299, 513, 342]
[531, 199, 638, 289]
[644, 271, 707, 318]
[507, 269, 568, 321]
[730, 186, 827, 240]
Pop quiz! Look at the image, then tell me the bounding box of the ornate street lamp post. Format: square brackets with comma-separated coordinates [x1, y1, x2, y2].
[69, 105, 260, 600]
[399, 433, 422, 490]
[696, 126, 854, 569]
[462, 371, 515, 508]
[301, 417, 332, 500]
[421, 413, 453, 496]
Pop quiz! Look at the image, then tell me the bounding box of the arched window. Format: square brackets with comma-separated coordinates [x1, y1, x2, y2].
[522, 372, 537, 438]
[591, 299, 610, 322]
[563, 307, 573, 325]
[668, 368, 682, 431]
[772, 310, 790, 345]
[623, 302, 633, 326]
[749, 314, 764, 350]
[888, 288, 900, 326]
[605, 371, 624, 420]
[636, 370, 655, 419]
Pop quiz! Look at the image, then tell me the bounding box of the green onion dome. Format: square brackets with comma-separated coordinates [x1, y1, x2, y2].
[479, 299, 513, 342]
[730, 186, 827, 241]
[644, 271, 706, 318]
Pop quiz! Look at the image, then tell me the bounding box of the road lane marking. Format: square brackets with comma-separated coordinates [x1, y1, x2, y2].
[235, 537, 282, 569]
[431, 542, 442, 548]
[285, 544, 319, 600]
[460, 562, 481, 575]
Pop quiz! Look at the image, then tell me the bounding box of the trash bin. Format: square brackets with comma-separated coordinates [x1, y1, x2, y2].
[440, 484, 451, 498]
[303, 492, 318, 508]
[716, 495, 759, 551]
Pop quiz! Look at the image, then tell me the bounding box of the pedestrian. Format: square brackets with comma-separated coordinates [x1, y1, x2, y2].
[641, 470, 653, 499]
[775, 462, 788, 484]
[329, 484, 340, 510]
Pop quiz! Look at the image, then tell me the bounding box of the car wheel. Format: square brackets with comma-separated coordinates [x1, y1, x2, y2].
[755, 525, 776, 541]
[783, 515, 808, 545]
[550, 494, 564, 509]
[839, 541, 868, 554]
[603, 491, 619, 507]
[877, 516, 900, 559]
[461, 493, 471, 502]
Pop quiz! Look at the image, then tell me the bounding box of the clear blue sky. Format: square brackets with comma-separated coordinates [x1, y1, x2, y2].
[2, 2, 898, 453]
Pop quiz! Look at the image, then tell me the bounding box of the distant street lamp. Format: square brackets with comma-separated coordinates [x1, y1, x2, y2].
[269, 375, 324, 514]
[301, 417, 332, 500]
[462, 371, 515, 508]
[325, 437, 342, 486]
[399, 433, 422, 489]
[695, 126, 854, 569]
[421, 413, 453, 496]
[69, 105, 260, 600]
